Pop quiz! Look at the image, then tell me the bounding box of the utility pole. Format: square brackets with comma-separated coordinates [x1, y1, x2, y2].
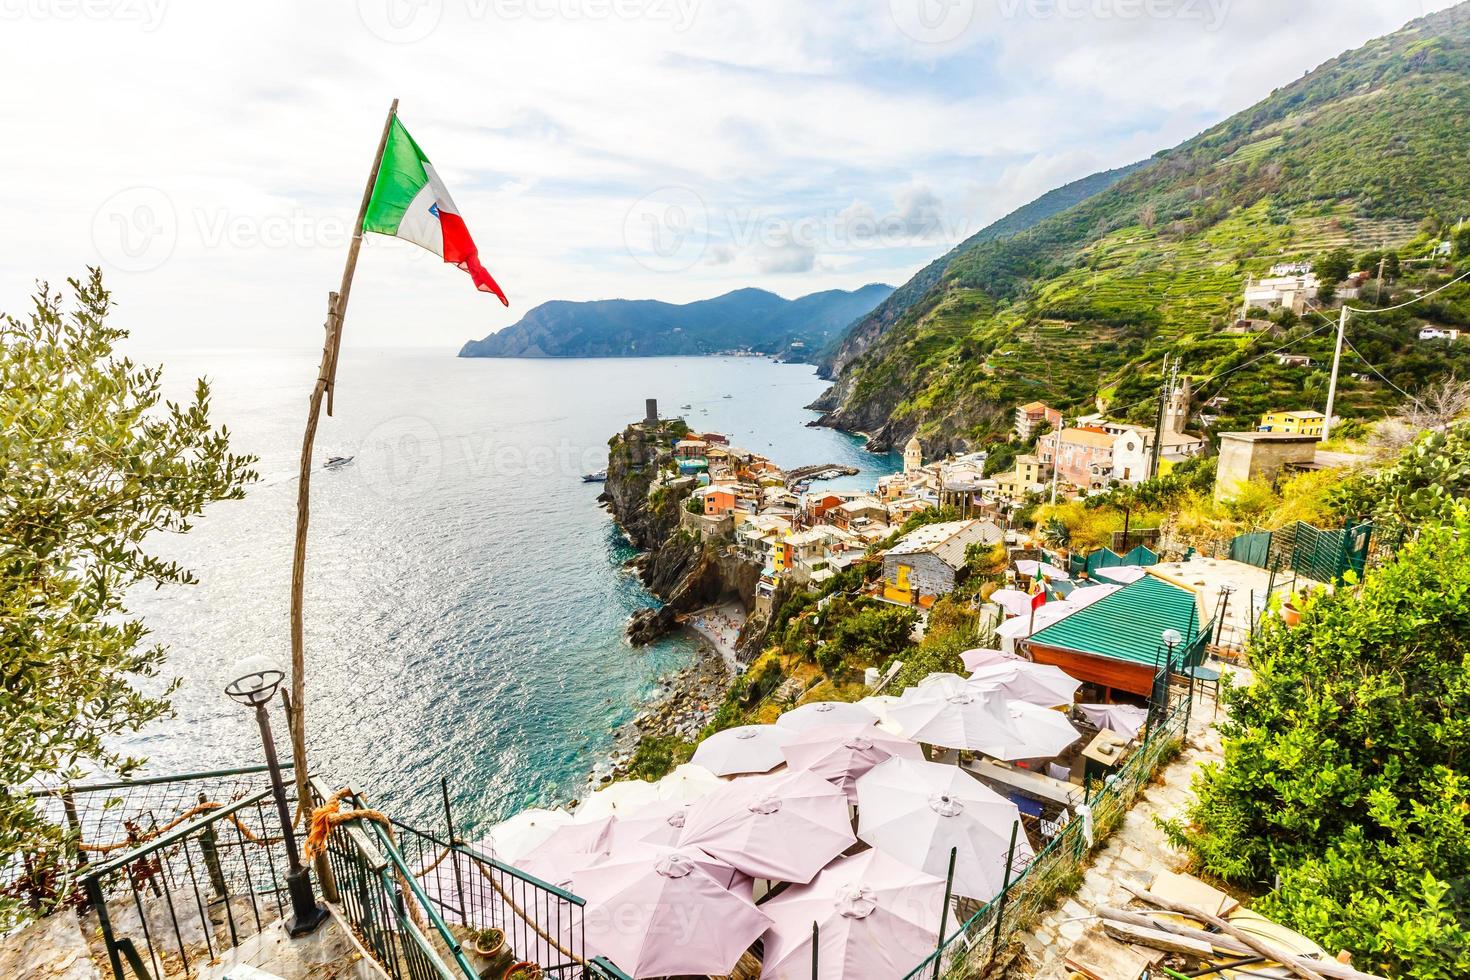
[1375, 255, 1386, 305]
[1149, 356, 1170, 480]
[1322, 304, 1349, 442]
[1049, 417, 1065, 505]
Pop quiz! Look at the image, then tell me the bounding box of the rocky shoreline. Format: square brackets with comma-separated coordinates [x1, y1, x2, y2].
[583, 629, 734, 790]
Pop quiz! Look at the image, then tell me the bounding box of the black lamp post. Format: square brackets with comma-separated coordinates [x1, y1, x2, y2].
[226, 656, 329, 936]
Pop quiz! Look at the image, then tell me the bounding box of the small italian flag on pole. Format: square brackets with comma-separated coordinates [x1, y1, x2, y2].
[363, 117, 509, 306]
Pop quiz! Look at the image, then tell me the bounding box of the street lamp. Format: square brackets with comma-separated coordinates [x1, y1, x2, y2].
[226, 655, 328, 936]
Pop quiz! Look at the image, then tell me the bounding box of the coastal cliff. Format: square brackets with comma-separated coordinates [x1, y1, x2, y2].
[601, 417, 764, 654]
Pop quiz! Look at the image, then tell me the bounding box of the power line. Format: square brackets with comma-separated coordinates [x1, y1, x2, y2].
[1340, 334, 1416, 400]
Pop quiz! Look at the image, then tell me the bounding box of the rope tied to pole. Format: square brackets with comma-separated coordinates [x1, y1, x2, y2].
[76, 800, 266, 853]
[303, 788, 426, 931]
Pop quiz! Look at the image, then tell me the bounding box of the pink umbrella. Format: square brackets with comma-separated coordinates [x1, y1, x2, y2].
[988, 589, 1034, 617]
[960, 647, 1020, 672]
[971, 702, 1081, 762]
[967, 661, 1080, 707]
[887, 675, 1024, 751]
[856, 757, 1034, 900]
[779, 723, 925, 803]
[679, 769, 857, 883]
[692, 724, 797, 776]
[515, 815, 613, 885]
[604, 799, 693, 850]
[572, 844, 771, 978]
[759, 849, 946, 979]
[775, 700, 878, 732]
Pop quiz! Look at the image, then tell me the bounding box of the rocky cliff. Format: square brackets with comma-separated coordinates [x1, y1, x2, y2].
[602, 418, 764, 653]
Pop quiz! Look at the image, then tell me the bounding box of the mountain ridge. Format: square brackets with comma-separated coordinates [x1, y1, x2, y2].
[459, 283, 894, 359]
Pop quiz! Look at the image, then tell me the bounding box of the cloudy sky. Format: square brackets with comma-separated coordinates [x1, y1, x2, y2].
[0, 0, 1453, 349]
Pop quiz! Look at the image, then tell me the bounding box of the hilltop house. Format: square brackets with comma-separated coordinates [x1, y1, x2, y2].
[1244, 273, 1319, 316]
[694, 485, 739, 518]
[882, 519, 1004, 608]
[1420, 326, 1461, 341]
[1259, 410, 1326, 437]
[1039, 427, 1115, 491]
[1014, 401, 1063, 441]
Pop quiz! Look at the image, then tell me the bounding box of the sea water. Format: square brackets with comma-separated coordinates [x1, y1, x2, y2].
[118, 348, 899, 833]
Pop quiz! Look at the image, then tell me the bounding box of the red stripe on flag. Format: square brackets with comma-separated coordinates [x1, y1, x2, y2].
[437, 210, 509, 306]
[1031, 589, 1047, 610]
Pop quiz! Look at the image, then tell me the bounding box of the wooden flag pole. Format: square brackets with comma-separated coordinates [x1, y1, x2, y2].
[288, 98, 398, 822]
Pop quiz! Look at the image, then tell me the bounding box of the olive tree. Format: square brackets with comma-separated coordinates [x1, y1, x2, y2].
[1, 271, 257, 927]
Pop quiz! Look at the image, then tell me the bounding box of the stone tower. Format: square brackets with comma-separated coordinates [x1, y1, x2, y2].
[904, 435, 923, 474]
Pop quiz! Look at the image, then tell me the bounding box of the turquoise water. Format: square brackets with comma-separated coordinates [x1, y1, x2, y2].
[120, 349, 898, 833]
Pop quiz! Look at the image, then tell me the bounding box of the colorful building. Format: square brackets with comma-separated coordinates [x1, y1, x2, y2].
[881, 519, 1004, 607]
[1258, 410, 1326, 437]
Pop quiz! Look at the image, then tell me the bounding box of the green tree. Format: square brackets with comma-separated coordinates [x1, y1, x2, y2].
[1316, 247, 1354, 303]
[1171, 512, 1470, 979]
[1, 272, 257, 927]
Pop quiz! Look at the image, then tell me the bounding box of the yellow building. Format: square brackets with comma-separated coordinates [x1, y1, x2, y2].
[1259, 410, 1326, 437]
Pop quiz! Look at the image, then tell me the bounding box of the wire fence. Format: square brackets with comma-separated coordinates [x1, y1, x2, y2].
[900, 687, 1193, 979]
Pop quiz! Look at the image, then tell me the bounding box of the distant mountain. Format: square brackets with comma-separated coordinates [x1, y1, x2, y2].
[458, 284, 894, 359]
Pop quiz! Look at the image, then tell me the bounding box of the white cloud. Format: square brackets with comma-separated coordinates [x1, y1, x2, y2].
[0, 0, 1451, 348]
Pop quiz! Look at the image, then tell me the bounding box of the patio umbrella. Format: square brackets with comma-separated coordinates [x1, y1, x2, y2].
[473, 807, 571, 864]
[1015, 559, 1070, 580]
[604, 799, 693, 850]
[960, 648, 1020, 672]
[775, 700, 878, 733]
[576, 779, 660, 821]
[572, 844, 771, 978]
[691, 724, 797, 776]
[993, 602, 1078, 641]
[1077, 702, 1149, 740]
[856, 757, 1034, 900]
[1065, 583, 1122, 608]
[515, 815, 614, 883]
[758, 849, 946, 979]
[971, 702, 1081, 762]
[967, 662, 1080, 708]
[779, 723, 925, 803]
[679, 769, 856, 884]
[1094, 565, 1146, 584]
[655, 763, 723, 803]
[887, 676, 1023, 752]
[988, 588, 1035, 618]
[855, 694, 905, 735]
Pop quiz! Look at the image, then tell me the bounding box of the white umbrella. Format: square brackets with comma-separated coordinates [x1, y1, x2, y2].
[966, 662, 1080, 708]
[855, 695, 905, 735]
[988, 589, 1034, 617]
[960, 648, 1020, 672]
[576, 779, 660, 821]
[778, 723, 925, 802]
[1015, 559, 1070, 580]
[1094, 565, 1146, 584]
[971, 702, 1081, 762]
[473, 807, 571, 864]
[776, 700, 877, 732]
[1065, 583, 1122, 608]
[856, 757, 1034, 900]
[1077, 703, 1149, 740]
[758, 849, 946, 979]
[993, 602, 1078, 640]
[887, 676, 1023, 751]
[604, 799, 694, 850]
[692, 724, 797, 776]
[655, 763, 723, 803]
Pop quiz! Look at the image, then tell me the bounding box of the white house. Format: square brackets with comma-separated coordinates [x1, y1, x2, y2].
[1420, 327, 1461, 341]
[1109, 425, 1207, 484]
[1244, 274, 1319, 316]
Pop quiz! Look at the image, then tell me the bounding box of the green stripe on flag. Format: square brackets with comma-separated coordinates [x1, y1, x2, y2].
[364, 117, 431, 236]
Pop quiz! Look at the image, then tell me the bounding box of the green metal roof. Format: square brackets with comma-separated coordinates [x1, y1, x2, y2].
[1029, 575, 1200, 667]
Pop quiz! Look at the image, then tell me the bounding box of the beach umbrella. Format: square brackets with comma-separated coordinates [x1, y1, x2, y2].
[655, 763, 723, 803]
[914, 671, 971, 689]
[960, 648, 1019, 672]
[692, 724, 797, 776]
[679, 769, 856, 883]
[988, 588, 1035, 617]
[855, 695, 905, 735]
[856, 757, 1034, 900]
[778, 723, 925, 802]
[604, 799, 693, 851]
[576, 779, 660, 821]
[993, 602, 1078, 641]
[972, 702, 1081, 762]
[1094, 565, 1146, 584]
[474, 807, 571, 864]
[1015, 559, 1070, 581]
[887, 676, 1023, 752]
[967, 661, 1081, 708]
[758, 849, 946, 979]
[572, 844, 771, 978]
[775, 700, 878, 733]
[515, 815, 614, 883]
[1065, 583, 1122, 608]
[1077, 702, 1149, 740]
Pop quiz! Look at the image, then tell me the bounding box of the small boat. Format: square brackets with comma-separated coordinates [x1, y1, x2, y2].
[722, 394, 734, 399]
[582, 470, 608, 483]
[324, 455, 354, 469]
[680, 404, 692, 410]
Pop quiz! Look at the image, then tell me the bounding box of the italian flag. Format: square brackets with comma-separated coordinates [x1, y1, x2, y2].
[363, 117, 508, 306]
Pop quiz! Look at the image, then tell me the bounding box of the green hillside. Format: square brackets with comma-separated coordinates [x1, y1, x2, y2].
[816, 3, 1470, 451]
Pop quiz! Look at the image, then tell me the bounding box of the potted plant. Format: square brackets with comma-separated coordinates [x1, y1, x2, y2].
[1281, 594, 1303, 627]
[502, 963, 543, 980]
[470, 927, 505, 958]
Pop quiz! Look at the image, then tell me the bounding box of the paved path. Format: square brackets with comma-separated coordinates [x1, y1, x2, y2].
[1017, 685, 1230, 977]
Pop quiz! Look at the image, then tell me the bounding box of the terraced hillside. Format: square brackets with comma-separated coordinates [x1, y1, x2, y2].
[814, 3, 1470, 451]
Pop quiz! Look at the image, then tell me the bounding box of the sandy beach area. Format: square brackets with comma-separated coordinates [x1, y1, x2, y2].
[679, 600, 746, 671]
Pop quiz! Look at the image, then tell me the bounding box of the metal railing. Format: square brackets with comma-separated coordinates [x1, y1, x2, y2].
[900, 686, 1195, 978]
[79, 783, 297, 980]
